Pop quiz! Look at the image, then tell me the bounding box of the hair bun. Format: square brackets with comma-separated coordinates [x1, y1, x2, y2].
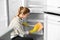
[20, 6, 23, 10]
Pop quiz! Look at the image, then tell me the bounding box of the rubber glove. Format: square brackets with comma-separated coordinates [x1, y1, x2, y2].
[22, 22, 29, 27]
[29, 22, 43, 33]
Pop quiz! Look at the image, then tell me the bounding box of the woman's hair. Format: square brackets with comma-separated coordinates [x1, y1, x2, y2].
[17, 6, 30, 16]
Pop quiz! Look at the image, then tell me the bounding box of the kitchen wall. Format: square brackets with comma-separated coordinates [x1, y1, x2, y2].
[0, 0, 8, 38]
[8, 0, 22, 23]
[0, 0, 22, 40]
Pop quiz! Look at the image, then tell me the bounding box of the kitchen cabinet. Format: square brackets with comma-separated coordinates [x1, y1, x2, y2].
[47, 0, 60, 13]
[47, 0, 60, 7]
[47, 20, 60, 40]
[45, 14, 60, 40]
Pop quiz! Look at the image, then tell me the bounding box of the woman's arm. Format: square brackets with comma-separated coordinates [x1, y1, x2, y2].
[9, 18, 17, 30]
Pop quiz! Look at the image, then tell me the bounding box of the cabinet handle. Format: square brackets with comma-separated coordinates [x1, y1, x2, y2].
[58, 21, 60, 22]
[58, 7, 60, 8]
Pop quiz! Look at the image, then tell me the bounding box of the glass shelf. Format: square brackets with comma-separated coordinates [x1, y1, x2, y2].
[27, 19, 44, 23]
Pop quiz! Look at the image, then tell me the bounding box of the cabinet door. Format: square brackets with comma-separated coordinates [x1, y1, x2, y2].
[46, 14, 60, 40]
[47, 20, 60, 40]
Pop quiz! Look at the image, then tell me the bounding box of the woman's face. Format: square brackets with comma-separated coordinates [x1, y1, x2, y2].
[19, 13, 29, 19]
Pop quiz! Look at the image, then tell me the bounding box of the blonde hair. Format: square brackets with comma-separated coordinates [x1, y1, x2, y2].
[17, 6, 30, 16]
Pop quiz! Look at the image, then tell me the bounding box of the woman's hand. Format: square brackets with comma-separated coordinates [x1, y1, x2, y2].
[22, 22, 29, 27]
[37, 22, 43, 32]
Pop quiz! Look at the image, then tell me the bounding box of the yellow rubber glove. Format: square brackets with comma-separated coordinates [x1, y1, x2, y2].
[22, 22, 29, 27]
[29, 22, 43, 33]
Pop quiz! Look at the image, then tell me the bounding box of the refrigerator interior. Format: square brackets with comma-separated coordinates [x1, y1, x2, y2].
[23, 13, 44, 40]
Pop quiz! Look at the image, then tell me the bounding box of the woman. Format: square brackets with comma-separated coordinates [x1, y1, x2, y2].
[9, 6, 33, 40]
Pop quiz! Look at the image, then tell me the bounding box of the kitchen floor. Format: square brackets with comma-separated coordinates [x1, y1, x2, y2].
[0, 30, 43, 40]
